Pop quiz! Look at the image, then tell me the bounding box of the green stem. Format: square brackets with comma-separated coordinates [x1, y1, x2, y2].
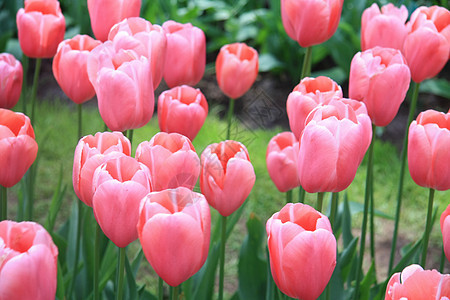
[440, 246, 446, 273]
[1, 186, 6, 221]
[226, 98, 235, 140]
[21, 56, 29, 114]
[30, 58, 42, 124]
[329, 193, 338, 229]
[94, 223, 101, 300]
[218, 215, 227, 300]
[388, 82, 421, 274]
[116, 247, 126, 300]
[158, 277, 164, 300]
[286, 190, 292, 204]
[421, 188, 435, 268]
[25, 163, 36, 220]
[67, 201, 84, 298]
[128, 129, 134, 146]
[369, 126, 377, 279]
[300, 47, 313, 79]
[298, 186, 305, 203]
[316, 192, 324, 213]
[78, 104, 83, 139]
[172, 285, 179, 300]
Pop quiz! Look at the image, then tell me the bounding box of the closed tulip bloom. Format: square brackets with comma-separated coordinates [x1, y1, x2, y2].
[403, 6, 450, 83]
[158, 85, 208, 141]
[349, 47, 411, 127]
[0, 109, 38, 188]
[92, 156, 151, 248]
[385, 264, 450, 299]
[136, 132, 200, 191]
[266, 132, 300, 193]
[408, 109, 450, 191]
[87, 0, 141, 42]
[286, 76, 343, 139]
[200, 140, 255, 217]
[52, 35, 101, 104]
[162, 21, 206, 88]
[0, 221, 58, 300]
[216, 43, 259, 99]
[138, 187, 210, 287]
[441, 204, 450, 263]
[73, 131, 131, 207]
[266, 203, 336, 300]
[361, 3, 409, 51]
[0, 53, 23, 109]
[281, 0, 344, 47]
[16, 0, 65, 58]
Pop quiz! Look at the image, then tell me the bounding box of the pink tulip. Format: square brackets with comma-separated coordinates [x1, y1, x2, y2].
[297, 99, 372, 193]
[16, 0, 65, 58]
[385, 264, 450, 299]
[215, 43, 259, 99]
[92, 155, 151, 248]
[200, 140, 255, 217]
[0, 109, 38, 188]
[286, 76, 343, 139]
[266, 203, 336, 300]
[136, 132, 200, 191]
[109, 17, 167, 89]
[0, 221, 58, 300]
[349, 47, 411, 127]
[403, 6, 450, 83]
[73, 131, 131, 207]
[87, 0, 141, 42]
[361, 3, 409, 51]
[137, 187, 210, 287]
[157, 85, 208, 141]
[408, 109, 450, 191]
[441, 204, 450, 263]
[266, 132, 300, 193]
[162, 21, 206, 88]
[52, 35, 101, 104]
[281, 0, 344, 47]
[0, 53, 23, 109]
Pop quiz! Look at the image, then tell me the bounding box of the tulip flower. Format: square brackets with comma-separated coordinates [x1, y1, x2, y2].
[52, 35, 101, 104]
[138, 187, 210, 287]
[403, 6, 450, 83]
[0, 53, 23, 109]
[441, 204, 450, 263]
[266, 203, 336, 300]
[216, 43, 259, 99]
[385, 264, 450, 299]
[16, 0, 66, 58]
[162, 21, 206, 88]
[157, 85, 208, 141]
[87, 0, 141, 42]
[200, 140, 255, 217]
[280, 0, 344, 47]
[136, 132, 200, 191]
[349, 47, 411, 127]
[266, 131, 300, 193]
[109, 17, 167, 89]
[286, 76, 343, 139]
[0, 221, 58, 300]
[361, 3, 409, 51]
[0, 109, 38, 188]
[408, 109, 450, 191]
[297, 99, 372, 193]
[73, 131, 131, 207]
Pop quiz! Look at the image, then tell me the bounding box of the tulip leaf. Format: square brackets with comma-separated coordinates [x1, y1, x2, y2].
[359, 261, 376, 300]
[420, 78, 450, 100]
[44, 164, 66, 234]
[342, 195, 354, 248]
[56, 260, 66, 300]
[347, 201, 394, 220]
[125, 254, 138, 300]
[258, 53, 284, 72]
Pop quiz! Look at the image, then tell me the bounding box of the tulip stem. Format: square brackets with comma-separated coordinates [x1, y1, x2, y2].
[218, 215, 227, 300]
[94, 223, 101, 300]
[78, 104, 83, 139]
[116, 247, 126, 300]
[286, 190, 292, 204]
[329, 192, 338, 229]
[0, 186, 6, 221]
[172, 285, 179, 300]
[420, 188, 435, 268]
[440, 246, 446, 273]
[300, 47, 313, 79]
[21, 55, 29, 114]
[316, 192, 324, 213]
[369, 125, 377, 280]
[128, 129, 134, 146]
[30, 58, 42, 125]
[226, 98, 235, 140]
[67, 201, 84, 298]
[298, 186, 305, 203]
[158, 277, 164, 300]
[388, 81, 421, 274]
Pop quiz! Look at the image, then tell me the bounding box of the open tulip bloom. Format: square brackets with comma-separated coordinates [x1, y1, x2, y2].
[441, 204, 450, 264]
[0, 53, 23, 109]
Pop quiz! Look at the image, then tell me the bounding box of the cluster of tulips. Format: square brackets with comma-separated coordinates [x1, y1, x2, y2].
[0, 0, 449, 299]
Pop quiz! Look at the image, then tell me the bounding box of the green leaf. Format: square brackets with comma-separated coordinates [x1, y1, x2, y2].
[359, 261, 376, 300]
[342, 195, 354, 248]
[420, 78, 450, 99]
[259, 53, 284, 72]
[125, 254, 138, 300]
[44, 164, 66, 234]
[348, 201, 394, 220]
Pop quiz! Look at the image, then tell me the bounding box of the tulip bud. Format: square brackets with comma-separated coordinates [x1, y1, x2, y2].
[441, 204, 450, 264]
[0, 53, 23, 109]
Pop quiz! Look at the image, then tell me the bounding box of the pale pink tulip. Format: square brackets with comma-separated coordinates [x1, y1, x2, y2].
[441, 204, 450, 263]
[0, 53, 23, 109]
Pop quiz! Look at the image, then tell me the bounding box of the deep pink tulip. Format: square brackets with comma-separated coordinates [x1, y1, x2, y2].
[87, 0, 141, 42]
[266, 203, 336, 300]
[385, 264, 450, 299]
[408, 109, 450, 191]
[52, 35, 101, 104]
[403, 6, 450, 83]
[0, 53, 23, 109]
[0, 221, 58, 300]
[349, 47, 411, 127]
[281, 0, 344, 47]
[361, 3, 409, 51]
[286, 76, 343, 139]
[200, 140, 255, 217]
[215, 43, 259, 99]
[157, 85, 208, 141]
[136, 132, 200, 191]
[73, 131, 131, 207]
[162, 21, 206, 88]
[297, 99, 372, 193]
[109, 17, 167, 89]
[138, 187, 210, 287]
[16, 0, 65, 58]
[92, 155, 151, 248]
[0, 109, 38, 188]
[266, 132, 300, 193]
[441, 204, 450, 263]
